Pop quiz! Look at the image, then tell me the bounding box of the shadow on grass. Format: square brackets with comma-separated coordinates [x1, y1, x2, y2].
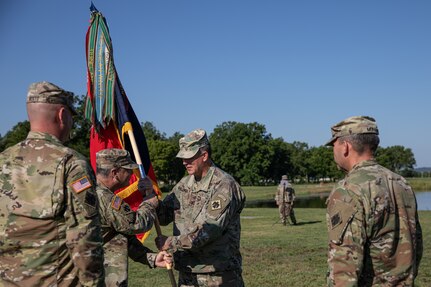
[295, 220, 322, 226]
[272, 220, 322, 226]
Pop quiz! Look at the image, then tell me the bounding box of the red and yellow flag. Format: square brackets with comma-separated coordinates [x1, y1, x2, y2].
[85, 4, 160, 242]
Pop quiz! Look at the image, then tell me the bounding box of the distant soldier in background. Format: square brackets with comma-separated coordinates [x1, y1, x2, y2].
[95, 148, 172, 286]
[325, 116, 423, 286]
[275, 175, 297, 225]
[0, 81, 104, 286]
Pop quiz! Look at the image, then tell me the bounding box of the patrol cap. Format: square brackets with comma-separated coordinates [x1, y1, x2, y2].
[325, 116, 379, 146]
[176, 128, 209, 159]
[27, 81, 77, 115]
[281, 175, 288, 180]
[96, 149, 139, 170]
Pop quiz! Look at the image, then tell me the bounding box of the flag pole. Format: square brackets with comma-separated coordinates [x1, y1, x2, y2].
[127, 129, 176, 286]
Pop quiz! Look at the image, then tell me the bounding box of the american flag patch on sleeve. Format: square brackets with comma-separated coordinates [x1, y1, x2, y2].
[111, 195, 122, 210]
[70, 176, 92, 193]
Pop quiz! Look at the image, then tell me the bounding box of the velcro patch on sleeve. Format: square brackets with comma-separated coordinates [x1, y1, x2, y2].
[111, 195, 123, 210]
[327, 196, 357, 245]
[207, 194, 229, 220]
[70, 176, 92, 193]
[331, 212, 342, 229]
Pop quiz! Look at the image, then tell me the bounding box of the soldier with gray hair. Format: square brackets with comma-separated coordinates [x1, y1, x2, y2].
[155, 128, 246, 287]
[0, 81, 104, 286]
[325, 115, 423, 286]
[95, 148, 172, 286]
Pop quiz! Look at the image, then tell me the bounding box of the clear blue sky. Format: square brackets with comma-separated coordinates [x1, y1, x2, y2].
[1, 1, 430, 167]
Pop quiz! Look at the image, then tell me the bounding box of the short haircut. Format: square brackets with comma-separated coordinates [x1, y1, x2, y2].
[338, 133, 380, 155]
[199, 143, 212, 157]
[96, 166, 113, 177]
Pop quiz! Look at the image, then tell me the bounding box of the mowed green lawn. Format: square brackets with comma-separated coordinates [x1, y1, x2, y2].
[129, 207, 430, 287]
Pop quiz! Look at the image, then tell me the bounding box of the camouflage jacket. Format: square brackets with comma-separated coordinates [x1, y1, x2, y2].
[275, 180, 295, 205]
[95, 182, 157, 286]
[326, 160, 423, 286]
[158, 165, 246, 273]
[0, 131, 104, 287]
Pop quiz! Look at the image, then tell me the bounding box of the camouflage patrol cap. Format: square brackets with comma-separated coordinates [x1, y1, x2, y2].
[281, 175, 288, 180]
[176, 128, 209, 159]
[26, 81, 77, 115]
[325, 116, 379, 146]
[96, 149, 139, 170]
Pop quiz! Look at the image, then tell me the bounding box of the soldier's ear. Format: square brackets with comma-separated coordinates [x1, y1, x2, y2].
[58, 107, 66, 126]
[202, 151, 209, 162]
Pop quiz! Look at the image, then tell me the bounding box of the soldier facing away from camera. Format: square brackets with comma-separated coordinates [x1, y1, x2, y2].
[155, 128, 246, 287]
[325, 115, 423, 286]
[275, 175, 297, 225]
[0, 81, 104, 286]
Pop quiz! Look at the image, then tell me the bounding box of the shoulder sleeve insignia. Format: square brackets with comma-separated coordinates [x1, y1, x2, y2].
[70, 176, 92, 193]
[111, 195, 122, 210]
[211, 199, 221, 210]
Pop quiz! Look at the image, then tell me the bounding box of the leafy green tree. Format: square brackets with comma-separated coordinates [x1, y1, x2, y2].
[286, 141, 310, 182]
[142, 121, 166, 141]
[147, 140, 184, 185]
[376, 145, 416, 175]
[0, 121, 30, 152]
[306, 146, 342, 182]
[66, 95, 92, 157]
[210, 121, 272, 185]
[144, 123, 184, 189]
[266, 138, 292, 183]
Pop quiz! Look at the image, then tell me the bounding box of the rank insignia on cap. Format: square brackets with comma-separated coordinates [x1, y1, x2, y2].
[211, 200, 221, 210]
[111, 195, 122, 210]
[70, 176, 92, 193]
[331, 212, 342, 229]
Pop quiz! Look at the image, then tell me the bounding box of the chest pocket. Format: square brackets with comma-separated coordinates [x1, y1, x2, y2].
[180, 189, 211, 223]
[327, 193, 358, 245]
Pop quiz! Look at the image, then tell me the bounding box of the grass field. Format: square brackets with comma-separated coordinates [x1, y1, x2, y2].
[242, 177, 431, 201]
[128, 208, 430, 287]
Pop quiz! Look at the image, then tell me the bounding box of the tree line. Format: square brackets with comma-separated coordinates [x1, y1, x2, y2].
[0, 95, 421, 186]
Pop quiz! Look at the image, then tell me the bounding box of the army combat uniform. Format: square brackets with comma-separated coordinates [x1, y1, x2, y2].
[95, 148, 158, 287]
[326, 160, 423, 286]
[96, 182, 158, 286]
[275, 179, 297, 225]
[158, 165, 246, 287]
[0, 131, 104, 286]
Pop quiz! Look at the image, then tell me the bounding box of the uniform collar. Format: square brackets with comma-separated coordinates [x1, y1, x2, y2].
[350, 159, 377, 173]
[26, 131, 63, 145]
[187, 164, 216, 192]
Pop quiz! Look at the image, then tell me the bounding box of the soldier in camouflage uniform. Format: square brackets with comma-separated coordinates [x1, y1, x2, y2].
[156, 129, 246, 287]
[0, 82, 104, 286]
[275, 175, 297, 225]
[325, 116, 423, 286]
[95, 148, 171, 287]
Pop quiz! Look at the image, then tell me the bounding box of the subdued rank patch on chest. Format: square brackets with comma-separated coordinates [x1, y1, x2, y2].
[70, 176, 92, 193]
[111, 195, 123, 210]
[331, 212, 342, 229]
[211, 199, 221, 210]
